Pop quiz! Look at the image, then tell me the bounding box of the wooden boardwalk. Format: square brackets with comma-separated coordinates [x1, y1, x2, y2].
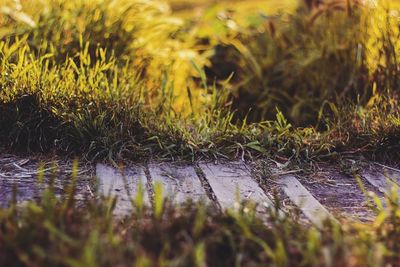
[93, 161, 399, 225]
[2, 154, 399, 225]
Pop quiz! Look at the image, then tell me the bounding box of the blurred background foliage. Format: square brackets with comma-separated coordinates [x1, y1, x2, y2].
[186, 0, 400, 126]
[2, 0, 399, 124]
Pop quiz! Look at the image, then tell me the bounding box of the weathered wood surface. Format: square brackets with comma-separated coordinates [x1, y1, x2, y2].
[279, 174, 335, 227]
[4, 154, 399, 222]
[148, 162, 208, 203]
[297, 167, 375, 220]
[96, 163, 148, 214]
[361, 164, 400, 194]
[0, 155, 92, 205]
[199, 162, 273, 210]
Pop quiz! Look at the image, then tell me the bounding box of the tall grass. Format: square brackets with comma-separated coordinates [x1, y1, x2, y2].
[0, 0, 399, 162]
[0, 37, 275, 160]
[204, 0, 400, 127]
[0, 0, 208, 114]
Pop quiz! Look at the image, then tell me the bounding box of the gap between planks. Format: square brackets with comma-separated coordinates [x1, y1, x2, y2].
[95, 163, 149, 215]
[360, 164, 400, 195]
[278, 173, 337, 228]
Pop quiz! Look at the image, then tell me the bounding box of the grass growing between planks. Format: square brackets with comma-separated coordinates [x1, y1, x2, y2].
[0, 0, 399, 163]
[1, 166, 400, 266]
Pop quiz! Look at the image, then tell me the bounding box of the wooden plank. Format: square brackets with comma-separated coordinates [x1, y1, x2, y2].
[279, 174, 336, 227]
[375, 163, 400, 174]
[0, 178, 37, 205]
[361, 171, 387, 194]
[0, 157, 92, 205]
[287, 166, 374, 221]
[199, 162, 273, 210]
[148, 163, 208, 203]
[96, 164, 149, 215]
[361, 165, 400, 194]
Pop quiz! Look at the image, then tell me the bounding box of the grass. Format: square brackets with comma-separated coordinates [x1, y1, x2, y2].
[1, 1, 400, 265]
[167, 0, 298, 19]
[1, 166, 400, 266]
[0, 0, 399, 164]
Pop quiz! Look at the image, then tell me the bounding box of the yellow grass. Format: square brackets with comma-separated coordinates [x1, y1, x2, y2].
[167, 0, 298, 17]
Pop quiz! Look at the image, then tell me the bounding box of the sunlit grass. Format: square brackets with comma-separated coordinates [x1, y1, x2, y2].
[1, 1, 400, 264]
[0, 0, 399, 162]
[168, 0, 298, 18]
